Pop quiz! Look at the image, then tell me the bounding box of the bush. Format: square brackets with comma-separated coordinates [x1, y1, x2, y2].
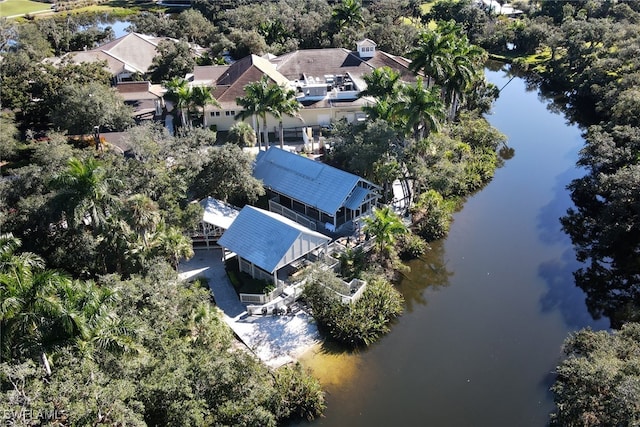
[272, 363, 326, 421]
[302, 271, 404, 348]
[337, 246, 367, 280]
[411, 190, 455, 241]
[397, 233, 429, 260]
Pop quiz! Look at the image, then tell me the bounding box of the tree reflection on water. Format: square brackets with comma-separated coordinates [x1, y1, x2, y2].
[396, 240, 453, 313]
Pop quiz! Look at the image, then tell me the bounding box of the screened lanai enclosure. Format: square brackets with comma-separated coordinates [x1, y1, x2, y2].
[253, 147, 380, 235]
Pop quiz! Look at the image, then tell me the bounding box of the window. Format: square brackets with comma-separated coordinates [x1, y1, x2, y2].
[210, 111, 220, 117]
[225, 110, 236, 116]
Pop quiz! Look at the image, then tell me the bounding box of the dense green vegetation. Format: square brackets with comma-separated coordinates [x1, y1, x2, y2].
[442, 0, 640, 423]
[1, 235, 324, 425]
[0, 0, 511, 423]
[303, 269, 404, 348]
[551, 324, 640, 426]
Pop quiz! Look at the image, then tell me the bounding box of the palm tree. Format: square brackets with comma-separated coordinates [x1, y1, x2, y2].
[122, 194, 161, 249]
[227, 122, 257, 148]
[165, 77, 193, 129]
[362, 98, 404, 128]
[236, 76, 301, 150]
[362, 206, 408, 257]
[268, 83, 302, 149]
[360, 67, 402, 101]
[400, 77, 445, 141]
[332, 0, 364, 31]
[442, 38, 486, 120]
[53, 157, 119, 231]
[70, 280, 138, 358]
[1, 234, 137, 365]
[408, 30, 454, 88]
[235, 76, 274, 150]
[0, 233, 71, 363]
[191, 85, 220, 128]
[154, 225, 194, 270]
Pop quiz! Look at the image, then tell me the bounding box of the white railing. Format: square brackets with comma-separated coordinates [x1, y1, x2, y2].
[245, 280, 306, 315]
[333, 278, 367, 304]
[268, 199, 317, 230]
[239, 283, 283, 304]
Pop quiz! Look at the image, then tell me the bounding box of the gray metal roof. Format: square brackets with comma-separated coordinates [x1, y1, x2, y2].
[217, 206, 331, 273]
[253, 147, 373, 215]
[344, 186, 370, 210]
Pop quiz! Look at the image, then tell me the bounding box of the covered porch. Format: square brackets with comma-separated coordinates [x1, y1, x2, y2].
[267, 180, 379, 236]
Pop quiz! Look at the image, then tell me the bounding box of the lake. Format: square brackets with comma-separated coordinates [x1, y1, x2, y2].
[297, 65, 609, 426]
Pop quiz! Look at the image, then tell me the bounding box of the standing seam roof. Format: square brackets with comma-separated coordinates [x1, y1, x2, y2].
[253, 148, 363, 215]
[217, 206, 330, 273]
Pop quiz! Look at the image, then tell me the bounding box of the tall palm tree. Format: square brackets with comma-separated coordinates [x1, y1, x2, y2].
[332, 0, 365, 31]
[236, 76, 274, 150]
[268, 83, 302, 149]
[360, 67, 402, 101]
[408, 30, 454, 88]
[53, 157, 119, 231]
[236, 76, 301, 150]
[400, 77, 445, 141]
[442, 38, 486, 120]
[191, 85, 220, 128]
[362, 98, 405, 128]
[165, 77, 193, 129]
[362, 206, 408, 257]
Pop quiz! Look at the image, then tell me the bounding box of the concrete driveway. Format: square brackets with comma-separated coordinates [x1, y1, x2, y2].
[179, 249, 321, 368]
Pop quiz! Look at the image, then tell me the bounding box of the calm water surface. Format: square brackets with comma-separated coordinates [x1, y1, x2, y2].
[298, 66, 609, 426]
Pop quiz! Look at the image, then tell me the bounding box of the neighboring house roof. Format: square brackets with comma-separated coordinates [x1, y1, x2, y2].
[187, 65, 230, 86]
[270, 47, 416, 84]
[58, 33, 161, 75]
[189, 41, 415, 112]
[200, 197, 239, 230]
[253, 147, 378, 216]
[218, 205, 330, 274]
[201, 54, 291, 110]
[50, 33, 198, 77]
[115, 81, 165, 101]
[115, 81, 164, 119]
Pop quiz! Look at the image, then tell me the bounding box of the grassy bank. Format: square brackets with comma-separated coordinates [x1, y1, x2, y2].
[0, 0, 52, 17]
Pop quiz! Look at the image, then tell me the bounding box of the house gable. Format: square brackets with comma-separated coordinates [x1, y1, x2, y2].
[49, 33, 193, 82]
[217, 206, 330, 273]
[356, 38, 377, 59]
[253, 147, 379, 217]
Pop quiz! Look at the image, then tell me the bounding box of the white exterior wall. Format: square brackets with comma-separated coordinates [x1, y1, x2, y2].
[278, 234, 329, 271]
[204, 103, 368, 132]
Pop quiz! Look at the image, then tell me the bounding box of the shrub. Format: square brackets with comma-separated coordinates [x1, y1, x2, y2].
[411, 190, 455, 241]
[397, 233, 429, 260]
[272, 363, 326, 421]
[302, 270, 404, 348]
[337, 246, 367, 280]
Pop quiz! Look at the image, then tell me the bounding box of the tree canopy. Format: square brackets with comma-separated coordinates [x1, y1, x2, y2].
[551, 324, 640, 426]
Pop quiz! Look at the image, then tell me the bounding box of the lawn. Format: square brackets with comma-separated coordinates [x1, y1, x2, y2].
[0, 0, 52, 17]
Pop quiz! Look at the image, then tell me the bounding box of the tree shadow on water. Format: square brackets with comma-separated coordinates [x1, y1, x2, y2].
[397, 240, 453, 313]
[537, 164, 584, 246]
[538, 248, 607, 330]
